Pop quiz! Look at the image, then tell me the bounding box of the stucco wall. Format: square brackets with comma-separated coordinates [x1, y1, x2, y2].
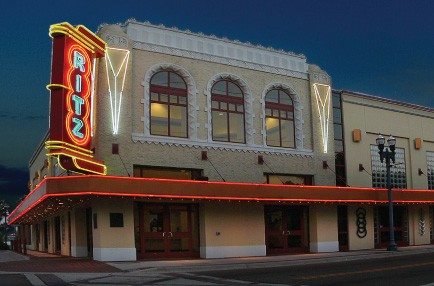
[91, 198, 136, 261]
[408, 205, 430, 246]
[347, 205, 374, 250]
[199, 201, 265, 258]
[309, 205, 339, 252]
[342, 92, 434, 189]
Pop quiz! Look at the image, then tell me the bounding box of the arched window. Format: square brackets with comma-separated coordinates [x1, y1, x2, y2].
[265, 89, 295, 148]
[211, 80, 245, 143]
[150, 71, 188, 138]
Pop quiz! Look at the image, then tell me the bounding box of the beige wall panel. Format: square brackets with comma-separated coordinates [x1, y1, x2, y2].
[408, 206, 430, 246]
[201, 201, 264, 247]
[348, 205, 374, 250]
[60, 212, 71, 256]
[92, 198, 135, 249]
[309, 205, 339, 252]
[70, 208, 88, 257]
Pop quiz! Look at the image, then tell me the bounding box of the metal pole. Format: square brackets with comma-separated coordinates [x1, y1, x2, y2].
[386, 150, 397, 251]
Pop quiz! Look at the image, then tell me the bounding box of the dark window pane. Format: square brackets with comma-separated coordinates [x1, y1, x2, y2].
[265, 89, 279, 103]
[279, 90, 293, 106]
[333, 108, 342, 124]
[151, 72, 168, 87]
[212, 81, 226, 95]
[332, 93, 341, 108]
[334, 124, 343, 140]
[228, 82, 243, 98]
[170, 72, 186, 89]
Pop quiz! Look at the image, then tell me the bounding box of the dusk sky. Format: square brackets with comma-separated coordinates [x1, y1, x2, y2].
[1, 0, 433, 207]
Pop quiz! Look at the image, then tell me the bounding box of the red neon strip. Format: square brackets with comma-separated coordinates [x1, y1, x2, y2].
[7, 180, 47, 220]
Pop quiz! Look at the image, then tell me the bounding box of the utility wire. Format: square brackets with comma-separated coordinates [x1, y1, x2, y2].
[118, 153, 131, 177]
[207, 155, 226, 182]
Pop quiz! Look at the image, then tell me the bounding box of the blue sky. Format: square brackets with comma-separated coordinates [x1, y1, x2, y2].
[1, 0, 434, 206]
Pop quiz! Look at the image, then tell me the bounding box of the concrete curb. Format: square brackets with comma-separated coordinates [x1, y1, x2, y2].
[112, 246, 434, 274]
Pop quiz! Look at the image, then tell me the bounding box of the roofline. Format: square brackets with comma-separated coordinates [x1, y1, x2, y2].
[333, 89, 434, 113]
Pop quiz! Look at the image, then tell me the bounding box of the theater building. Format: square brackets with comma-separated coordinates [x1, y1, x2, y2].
[8, 20, 434, 261]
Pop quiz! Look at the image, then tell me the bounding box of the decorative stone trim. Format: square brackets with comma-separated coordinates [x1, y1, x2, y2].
[104, 34, 128, 48]
[125, 20, 308, 79]
[261, 83, 304, 149]
[204, 73, 254, 145]
[141, 63, 198, 139]
[131, 133, 314, 157]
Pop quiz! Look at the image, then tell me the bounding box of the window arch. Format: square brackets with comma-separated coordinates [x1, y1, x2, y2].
[150, 71, 188, 138]
[265, 89, 295, 148]
[211, 80, 245, 143]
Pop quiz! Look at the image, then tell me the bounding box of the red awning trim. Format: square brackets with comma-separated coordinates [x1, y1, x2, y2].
[8, 175, 434, 225]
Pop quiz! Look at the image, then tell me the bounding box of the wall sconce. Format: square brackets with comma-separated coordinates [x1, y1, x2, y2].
[418, 168, 424, 176]
[258, 155, 264, 165]
[323, 161, 328, 169]
[359, 164, 365, 172]
[414, 138, 422, 150]
[353, 129, 362, 142]
[201, 150, 208, 161]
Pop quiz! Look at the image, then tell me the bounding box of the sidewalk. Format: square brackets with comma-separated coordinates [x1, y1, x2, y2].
[1, 245, 434, 274]
[108, 244, 434, 273]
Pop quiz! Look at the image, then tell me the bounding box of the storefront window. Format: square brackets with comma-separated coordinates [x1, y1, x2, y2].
[211, 80, 245, 143]
[150, 71, 188, 138]
[264, 173, 313, 185]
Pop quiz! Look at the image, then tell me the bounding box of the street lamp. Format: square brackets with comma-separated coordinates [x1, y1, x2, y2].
[376, 134, 398, 251]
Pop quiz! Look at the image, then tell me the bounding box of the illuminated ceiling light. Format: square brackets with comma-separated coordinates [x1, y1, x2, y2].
[104, 47, 130, 135]
[313, 83, 331, 153]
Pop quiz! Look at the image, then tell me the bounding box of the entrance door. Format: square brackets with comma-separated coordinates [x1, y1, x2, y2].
[337, 206, 348, 251]
[137, 204, 199, 259]
[375, 206, 409, 248]
[54, 216, 61, 253]
[85, 208, 93, 257]
[265, 206, 308, 255]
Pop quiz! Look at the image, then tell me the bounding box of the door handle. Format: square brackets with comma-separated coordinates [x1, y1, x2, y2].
[168, 231, 173, 238]
[287, 230, 291, 235]
[162, 232, 166, 237]
[282, 230, 286, 235]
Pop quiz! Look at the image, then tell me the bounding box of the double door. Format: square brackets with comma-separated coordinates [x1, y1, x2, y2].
[375, 206, 408, 248]
[265, 206, 308, 254]
[136, 204, 199, 259]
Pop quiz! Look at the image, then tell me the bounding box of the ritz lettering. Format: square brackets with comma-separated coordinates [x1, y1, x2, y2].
[71, 50, 86, 139]
[65, 45, 91, 147]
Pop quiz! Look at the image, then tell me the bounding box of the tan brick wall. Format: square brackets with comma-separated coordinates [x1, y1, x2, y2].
[94, 25, 335, 187]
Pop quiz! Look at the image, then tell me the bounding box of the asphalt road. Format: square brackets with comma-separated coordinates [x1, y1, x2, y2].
[199, 252, 434, 286]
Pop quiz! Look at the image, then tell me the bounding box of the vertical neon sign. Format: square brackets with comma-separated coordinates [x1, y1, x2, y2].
[45, 23, 106, 175]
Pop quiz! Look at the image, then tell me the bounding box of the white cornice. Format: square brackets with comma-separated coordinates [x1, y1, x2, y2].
[131, 133, 314, 157]
[125, 21, 308, 79]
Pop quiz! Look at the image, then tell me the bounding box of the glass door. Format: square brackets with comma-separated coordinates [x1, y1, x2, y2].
[265, 206, 308, 255]
[137, 204, 199, 259]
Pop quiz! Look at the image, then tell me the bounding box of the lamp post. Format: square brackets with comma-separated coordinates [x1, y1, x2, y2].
[376, 134, 398, 251]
